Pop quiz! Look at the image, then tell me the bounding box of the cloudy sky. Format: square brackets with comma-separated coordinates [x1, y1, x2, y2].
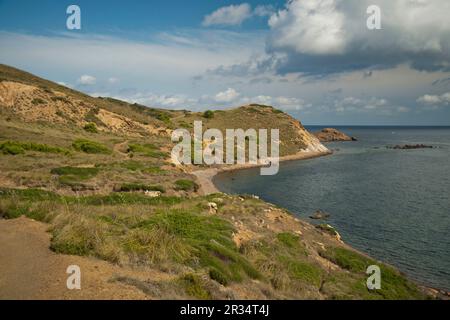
[1, 0, 450, 125]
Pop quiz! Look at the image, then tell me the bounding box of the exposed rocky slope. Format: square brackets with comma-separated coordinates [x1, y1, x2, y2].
[314, 128, 357, 142]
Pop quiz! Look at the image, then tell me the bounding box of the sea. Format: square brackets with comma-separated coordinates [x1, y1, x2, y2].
[214, 126, 450, 291]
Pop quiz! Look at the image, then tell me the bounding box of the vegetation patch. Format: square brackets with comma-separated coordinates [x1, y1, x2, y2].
[203, 110, 214, 119]
[119, 183, 165, 193]
[51, 96, 70, 103]
[174, 179, 199, 192]
[83, 122, 98, 133]
[72, 139, 110, 154]
[319, 247, 372, 273]
[0, 141, 71, 155]
[84, 107, 105, 127]
[31, 98, 46, 105]
[51, 166, 99, 179]
[177, 274, 211, 300]
[142, 166, 168, 175]
[319, 247, 426, 299]
[277, 232, 301, 248]
[127, 143, 167, 158]
[279, 256, 323, 287]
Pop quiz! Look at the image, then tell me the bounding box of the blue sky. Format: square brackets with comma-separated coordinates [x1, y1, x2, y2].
[1, 0, 450, 125]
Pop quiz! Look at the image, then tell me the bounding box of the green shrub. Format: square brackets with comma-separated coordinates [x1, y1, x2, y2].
[31, 98, 46, 105]
[119, 183, 165, 193]
[0, 142, 24, 155]
[50, 167, 100, 184]
[277, 232, 300, 248]
[155, 112, 171, 124]
[279, 257, 323, 287]
[203, 110, 214, 119]
[84, 107, 105, 126]
[127, 143, 167, 158]
[83, 122, 98, 133]
[319, 247, 373, 273]
[72, 139, 110, 154]
[51, 166, 99, 176]
[178, 274, 211, 300]
[51, 96, 69, 103]
[209, 268, 229, 286]
[0, 141, 70, 155]
[174, 179, 199, 192]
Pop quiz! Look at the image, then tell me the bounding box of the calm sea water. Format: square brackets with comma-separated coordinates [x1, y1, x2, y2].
[214, 126, 450, 291]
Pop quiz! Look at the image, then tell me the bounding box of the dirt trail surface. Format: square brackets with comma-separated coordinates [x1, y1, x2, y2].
[0, 217, 164, 300]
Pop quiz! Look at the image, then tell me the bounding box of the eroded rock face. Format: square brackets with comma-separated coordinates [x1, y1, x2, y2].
[314, 128, 357, 142]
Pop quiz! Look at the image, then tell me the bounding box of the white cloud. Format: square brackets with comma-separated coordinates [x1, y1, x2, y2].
[268, 0, 346, 55]
[265, 0, 450, 74]
[0, 30, 265, 96]
[108, 77, 119, 84]
[240, 95, 308, 110]
[254, 5, 275, 17]
[417, 92, 450, 106]
[203, 3, 253, 26]
[214, 88, 240, 103]
[332, 96, 407, 114]
[78, 75, 96, 85]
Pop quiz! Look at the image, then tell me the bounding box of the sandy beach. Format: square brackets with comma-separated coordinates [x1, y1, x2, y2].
[192, 150, 332, 195]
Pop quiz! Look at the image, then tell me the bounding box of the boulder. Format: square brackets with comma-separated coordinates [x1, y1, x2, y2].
[208, 202, 218, 214]
[310, 210, 330, 220]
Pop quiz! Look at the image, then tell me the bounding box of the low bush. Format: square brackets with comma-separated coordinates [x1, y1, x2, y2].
[83, 122, 98, 133]
[0, 141, 71, 155]
[31, 98, 46, 105]
[72, 139, 110, 154]
[51, 166, 100, 179]
[203, 110, 214, 119]
[127, 143, 167, 159]
[119, 183, 165, 193]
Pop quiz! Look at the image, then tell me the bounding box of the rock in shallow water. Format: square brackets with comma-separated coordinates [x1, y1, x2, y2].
[310, 210, 331, 220]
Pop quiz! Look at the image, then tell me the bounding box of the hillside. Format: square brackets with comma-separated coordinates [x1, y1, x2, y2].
[0, 64, 430, 300]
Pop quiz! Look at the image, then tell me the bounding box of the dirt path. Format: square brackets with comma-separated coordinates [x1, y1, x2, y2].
[0, 217, 169, 300]
[113, 140, 130, 158]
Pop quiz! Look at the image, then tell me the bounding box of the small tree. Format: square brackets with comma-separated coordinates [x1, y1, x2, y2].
[83, 122, 98, 133]
[203, 110, 214, 119]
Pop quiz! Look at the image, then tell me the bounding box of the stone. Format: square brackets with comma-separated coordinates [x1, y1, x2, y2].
[309, 210, 330, 220]
[208, 202, 218, 214]
[144, 190, 161, 198]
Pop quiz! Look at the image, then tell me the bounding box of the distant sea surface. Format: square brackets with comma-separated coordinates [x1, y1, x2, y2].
[214, 126, 450, 291]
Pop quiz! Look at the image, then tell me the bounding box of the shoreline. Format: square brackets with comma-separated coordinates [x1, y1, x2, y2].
[192, 149, 449, 299]
[192, 150, 333, 195]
